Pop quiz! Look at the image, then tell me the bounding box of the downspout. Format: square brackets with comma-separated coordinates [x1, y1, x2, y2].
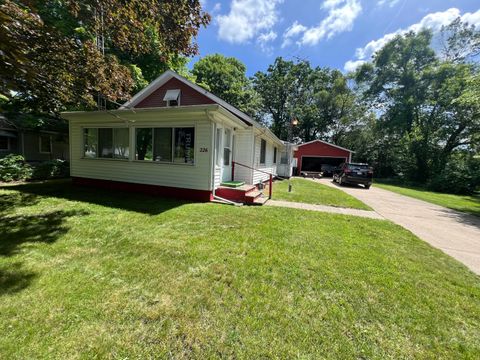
[205, 109, 241, 206]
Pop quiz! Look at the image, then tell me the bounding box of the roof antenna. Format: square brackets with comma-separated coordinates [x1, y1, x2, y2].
[94, 5, 106, 111]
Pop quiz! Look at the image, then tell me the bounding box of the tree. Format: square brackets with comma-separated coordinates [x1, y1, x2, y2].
[354, 24, 480, 186]
[253, 58, 311, 139]
[192, 54, 259, 117]
[0, 0, 210, 114]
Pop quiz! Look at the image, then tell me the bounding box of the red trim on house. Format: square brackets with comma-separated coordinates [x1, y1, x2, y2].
[135, 77, 216, 108]
[72, 177, 213, 202]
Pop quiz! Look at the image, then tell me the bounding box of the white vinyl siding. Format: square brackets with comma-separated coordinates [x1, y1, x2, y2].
[252, 134, 278, 185]
[232, 128, 254, 184]
[69, 112, 212, 191]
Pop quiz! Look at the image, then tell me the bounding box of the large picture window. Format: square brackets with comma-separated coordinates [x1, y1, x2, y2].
[83, 128, 129, 159]
[135, 127, 194, 164]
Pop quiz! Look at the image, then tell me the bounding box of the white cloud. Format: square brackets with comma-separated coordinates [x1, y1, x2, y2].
[211, 3, 221, 14]
[344, 59, 366, 72]
[377, 0, 400, 8]
[281, 21, 307, 48]
[257, 30, 278, 54]
[217, 0, 283, 44]
[282, 0, 362, 48]
[344, 8, 480, 72]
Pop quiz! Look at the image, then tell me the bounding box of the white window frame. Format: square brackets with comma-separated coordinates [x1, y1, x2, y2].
[134, 126, 195, 166]
[164, 89, 181, 107]
[39, 134, 52, 154]
[82, 127, 130, 161]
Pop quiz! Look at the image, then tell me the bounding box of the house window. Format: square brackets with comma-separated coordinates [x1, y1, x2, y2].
[174, 127, 194, 164]
[98, 128, 113, 158]
[280, 152, 288, 164]
[215, 128, 222, 166]
[135, 127, 194, 164]
[260, 139, 266, 164]
[83, 128, 129, 159]
[84, 128, 98, 158]
[223, 129, 231, 166]
[273, 147, 277, 164]
[39, 135, 52, 153]
[113, 128, 130, 159]
[163, 89, 181, 107]
[0, 136, 9, 151]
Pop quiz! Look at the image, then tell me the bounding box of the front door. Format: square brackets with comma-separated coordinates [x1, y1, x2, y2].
[222, 128, 233, 182]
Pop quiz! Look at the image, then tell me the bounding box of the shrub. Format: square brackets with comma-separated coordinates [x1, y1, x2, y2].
[428, 153, 480, 195]
[31, 159, 70, 180]
[0, 154, 33, 182]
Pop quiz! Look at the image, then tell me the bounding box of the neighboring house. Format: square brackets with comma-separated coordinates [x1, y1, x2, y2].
[62, 70, 286, 203]
[294, 140, 353, 176]
[0, 115, 69, 162]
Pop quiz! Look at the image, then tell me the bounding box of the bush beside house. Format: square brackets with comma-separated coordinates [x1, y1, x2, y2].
[0, 154, 69, 182]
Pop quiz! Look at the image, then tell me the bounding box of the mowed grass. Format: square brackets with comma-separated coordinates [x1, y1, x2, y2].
[374, 182, 480, 217]
[1, 180, 480, 359]
[273, 177, 371, 210]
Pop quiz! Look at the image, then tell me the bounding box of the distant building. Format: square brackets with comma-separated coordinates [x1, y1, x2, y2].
[0, 114, 69, 162]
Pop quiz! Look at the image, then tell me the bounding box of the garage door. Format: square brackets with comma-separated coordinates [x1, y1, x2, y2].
[301, 156, 346, 172]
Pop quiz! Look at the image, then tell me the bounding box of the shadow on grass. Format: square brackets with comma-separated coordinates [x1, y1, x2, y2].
[0, 208, 89, 296]
[0, 262, 36, 296]
[4, 179, 189, 215]
[0, 192, 39, 213]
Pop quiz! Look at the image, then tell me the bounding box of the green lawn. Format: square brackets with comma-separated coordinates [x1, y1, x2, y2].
[374, 182, 480, 217]
[272, 177, 371, 210]
[1, 180, 480, 358]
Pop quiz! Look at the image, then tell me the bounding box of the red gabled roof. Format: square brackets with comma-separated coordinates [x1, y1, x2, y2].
[297, 139, 354, 153]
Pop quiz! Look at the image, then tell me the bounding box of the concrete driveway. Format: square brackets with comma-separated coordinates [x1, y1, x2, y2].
[318, 178, 480, 275]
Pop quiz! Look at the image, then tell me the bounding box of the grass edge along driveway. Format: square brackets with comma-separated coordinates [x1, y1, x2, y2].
[374, 181, 480, 217]
[272, 177, 371, 210]
[0, 180, 479, 358]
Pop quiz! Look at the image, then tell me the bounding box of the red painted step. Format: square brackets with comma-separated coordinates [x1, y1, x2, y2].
[215, 184, 267, 205]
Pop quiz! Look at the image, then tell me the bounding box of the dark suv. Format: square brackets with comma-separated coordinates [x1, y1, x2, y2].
[333, 163, 373, 189]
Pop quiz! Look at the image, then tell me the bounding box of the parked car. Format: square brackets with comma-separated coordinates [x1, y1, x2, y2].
[333, 163, 373, 189]
[320, 164, 336, 177]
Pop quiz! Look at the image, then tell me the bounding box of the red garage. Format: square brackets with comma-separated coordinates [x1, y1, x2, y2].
[294, 140, 353, 176]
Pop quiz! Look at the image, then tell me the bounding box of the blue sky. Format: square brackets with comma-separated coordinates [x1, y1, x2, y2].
[191, 0, 480, 76]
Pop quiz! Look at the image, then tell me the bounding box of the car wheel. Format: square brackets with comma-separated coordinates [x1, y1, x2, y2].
[339, 176, 344, 186]
[365, 184, 370, 189]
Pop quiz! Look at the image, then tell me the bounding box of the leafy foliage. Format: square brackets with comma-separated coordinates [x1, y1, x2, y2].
[192, 54, 260, 117]
[0, 155, 32, 182]
[0, 0, 210, 114]
[31, 160, 70, 180]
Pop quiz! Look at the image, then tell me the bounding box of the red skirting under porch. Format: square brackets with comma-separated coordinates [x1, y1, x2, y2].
[72, 177, 213, 202]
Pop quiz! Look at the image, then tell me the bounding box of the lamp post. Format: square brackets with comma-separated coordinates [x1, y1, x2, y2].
[287, 117, 298, 192]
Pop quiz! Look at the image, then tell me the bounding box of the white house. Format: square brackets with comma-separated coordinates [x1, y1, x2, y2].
[62, 70, 287, 204]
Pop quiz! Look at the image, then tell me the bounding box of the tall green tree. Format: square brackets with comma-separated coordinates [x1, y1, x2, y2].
[192, 54, 259, 117]
[0, 0, 210, 114]
[355, 25, 480, 185]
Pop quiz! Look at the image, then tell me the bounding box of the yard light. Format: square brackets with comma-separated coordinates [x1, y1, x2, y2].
[291, 118, 299, 126]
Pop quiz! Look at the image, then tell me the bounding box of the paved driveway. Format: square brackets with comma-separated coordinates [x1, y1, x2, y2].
[318, 178, 480, 275]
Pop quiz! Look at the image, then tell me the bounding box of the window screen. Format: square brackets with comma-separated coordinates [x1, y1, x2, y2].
[153, 128, 172, 162]
[84, 128, 98, 158]
[98, 128, 113, 158]
[174, 127, 195, 164]
[135, 128, 153, 161]
[260, 139, 266, 164]
[113, 128, 129, 159]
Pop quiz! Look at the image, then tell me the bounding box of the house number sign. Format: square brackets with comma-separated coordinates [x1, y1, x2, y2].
[200, 147, 208, 152]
